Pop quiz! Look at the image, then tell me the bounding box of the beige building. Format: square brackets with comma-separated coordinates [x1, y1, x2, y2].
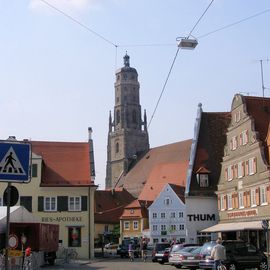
[0, 134, 96, 259]
[205, 94, 270, 250]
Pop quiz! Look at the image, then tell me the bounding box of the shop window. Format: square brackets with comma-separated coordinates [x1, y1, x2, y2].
[260, 186, 267, 205]
[44, 197, 57, 211]
[152, 212, 157, 219]
[124, 221, 130, 230]
[69, 196, 81, 211]
[32, 164, 38, 177]
[68, 227, 81, 247]
[133, 221, 138, 230]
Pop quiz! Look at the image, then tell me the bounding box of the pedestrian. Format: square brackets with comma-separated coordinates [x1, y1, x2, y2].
[141, 240, 147, 261]
[128, 241, 134, 262]
[210, 238, 226, 270]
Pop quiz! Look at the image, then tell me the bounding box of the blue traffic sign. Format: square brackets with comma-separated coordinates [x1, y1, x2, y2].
[0, 141, 32, 182]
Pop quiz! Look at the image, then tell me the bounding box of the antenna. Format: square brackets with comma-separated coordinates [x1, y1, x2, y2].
[257, 58, 269, 98]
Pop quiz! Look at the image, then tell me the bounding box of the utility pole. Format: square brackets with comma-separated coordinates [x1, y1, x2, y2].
[258, 58, 269, 98]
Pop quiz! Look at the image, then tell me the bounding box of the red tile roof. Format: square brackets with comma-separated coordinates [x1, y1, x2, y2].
[31, 141, 93, 187]
[120, 199, 149, 219]
[95, 188, 135, 223]
[117, 139, 192, 198]
[244, 96, 270, 160]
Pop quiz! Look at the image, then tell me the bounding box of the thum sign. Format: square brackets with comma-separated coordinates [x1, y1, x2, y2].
[187, 214, 215, 221]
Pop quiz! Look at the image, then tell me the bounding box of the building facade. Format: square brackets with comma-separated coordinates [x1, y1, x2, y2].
[148, 184, 186, 244]
[214, 94, 270, 250]
[185, 103, 231, 244]
[0, 132, 96, 259]
[105, 54, 149, 189]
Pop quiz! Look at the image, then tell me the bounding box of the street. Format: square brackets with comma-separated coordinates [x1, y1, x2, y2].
[43, 257, 171, 270]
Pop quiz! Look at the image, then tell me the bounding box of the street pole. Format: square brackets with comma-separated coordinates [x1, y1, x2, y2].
[4, 182, 11, 270]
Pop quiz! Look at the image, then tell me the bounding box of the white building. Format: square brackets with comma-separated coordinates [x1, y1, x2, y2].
[148, 183, 186, 244]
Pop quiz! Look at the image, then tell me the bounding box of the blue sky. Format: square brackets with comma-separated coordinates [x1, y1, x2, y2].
[0, 0, 269, 189]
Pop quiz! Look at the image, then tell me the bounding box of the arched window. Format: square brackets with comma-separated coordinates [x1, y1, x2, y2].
[115, 143, 119, 153]
[132, 110, 137, 123]
[116, 110, 120, 124]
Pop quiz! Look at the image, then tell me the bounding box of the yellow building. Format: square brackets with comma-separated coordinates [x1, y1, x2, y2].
[120, 199, 149, 240]
[0, 137, 96, 259]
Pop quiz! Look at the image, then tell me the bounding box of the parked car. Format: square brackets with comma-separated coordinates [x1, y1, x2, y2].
[104, 242, 118, 249]
[199, 240, 267, 270]
[117, 239, 140, 258]
[180, 246, 202, 270]
[152, 242, 171, 263]
[169, 245, 201, 268]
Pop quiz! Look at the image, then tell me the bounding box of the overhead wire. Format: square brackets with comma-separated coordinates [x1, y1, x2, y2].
[147, 0, 214, 128]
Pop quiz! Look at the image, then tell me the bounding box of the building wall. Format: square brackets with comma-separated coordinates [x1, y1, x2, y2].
[120, 218, 143, 240]
[148, 185, 186, 244]
[0, 154, 95, 259]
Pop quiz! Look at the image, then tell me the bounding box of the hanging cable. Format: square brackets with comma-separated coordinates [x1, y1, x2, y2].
[39, 0, 118, 48]
[147, 0, 215, 128]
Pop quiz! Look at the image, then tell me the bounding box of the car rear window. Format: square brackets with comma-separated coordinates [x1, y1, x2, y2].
[155, 243, 170, 251]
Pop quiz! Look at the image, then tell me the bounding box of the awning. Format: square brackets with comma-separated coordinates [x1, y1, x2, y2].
[201, 221, 263, 233]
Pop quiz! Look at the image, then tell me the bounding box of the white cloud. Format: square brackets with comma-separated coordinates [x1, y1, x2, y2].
[29, 0, 99, 13]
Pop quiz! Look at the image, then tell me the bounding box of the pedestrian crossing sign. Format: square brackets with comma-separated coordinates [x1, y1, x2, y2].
[0, 141, 31, 182]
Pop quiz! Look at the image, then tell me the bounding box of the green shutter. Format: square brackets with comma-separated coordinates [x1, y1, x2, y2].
[81, 196, 87, 211]
[38, 196, 44, 211]
[57, 196, 68, 211]
[20, 196, 32, 212]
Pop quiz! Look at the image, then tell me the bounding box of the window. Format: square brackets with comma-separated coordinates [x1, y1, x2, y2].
[234, 110, 241, 123]
[241, 130, 248, 145]
[133, 221, 139, 230]
[164, 197, 170, 205]
[32, 164, 38, 177]
[124, 221, 130, 230]
[161, 213, 166, 218]
[238, 192, 244, 209]
[251, 189, 256, 207]
[153, 212, 157, 219]
[231, 136, 238, 150]
[170, 225, 176, 231]
[69, 197, 81, 211]
[153, 225, 158, 231]
[227, 194, 232, 210]
[115, 142, 119, 154]
[237, 162, 244, 178]
[220, 195, 225, 211]
[132, 110, 137, 123]
[44, 197, 57, 211]
[260, 186, 267, 205]
[179, 212, 183, 218]
[248, 157, 257, 175]
[227, 165, 234, 181]
[179, 224, 185, 230]
[68, 227, 81, 247]
[116, 110, 120, 124]
[161, 225, 166, 231]
[104, 225, 109, 233]
[198, 174, 209, 187]
[170, 212, 176, 218]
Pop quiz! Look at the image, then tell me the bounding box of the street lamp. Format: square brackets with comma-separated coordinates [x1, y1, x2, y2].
[177, 37, 198, 50]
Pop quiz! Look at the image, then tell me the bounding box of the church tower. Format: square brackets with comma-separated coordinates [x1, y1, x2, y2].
[105, 54, 149, 189]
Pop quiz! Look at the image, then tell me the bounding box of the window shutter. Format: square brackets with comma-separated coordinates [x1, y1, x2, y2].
[256, 188, 260, 205]
[81, 196, 87, 211]
[235, 193, 239, 209]
[224, 195, 227, 210]
[57, 196, 68, 211]
[245, 161, 249, 175]
[234, 164, 238, 178]
[225, 168, 228, 180]
[246, 191, 251, 207]
[38, 196, 44, 212]
[267, 186, 270, 204]
[239, 133, 243, 145]
[232, 194, 235, 209]
[242, 162, 245, 176]
[243, 192, 247, 207]
[246, 130, 249, 143]
[218, 196, 221, 210]
[20, 196, 32, 212]
[253, 157, 257, 174]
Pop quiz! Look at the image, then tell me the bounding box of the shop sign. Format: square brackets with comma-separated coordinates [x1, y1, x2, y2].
[227, 209, 258, 219]
[187, 214, 216, 221]
[8, 249, 23, 257]
[41, 216, 82, 223]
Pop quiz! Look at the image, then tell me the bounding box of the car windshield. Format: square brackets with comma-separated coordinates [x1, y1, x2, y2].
[191, 246, 202, 254]
[171, 244, 183, 252]
[201, 242, 216, 255]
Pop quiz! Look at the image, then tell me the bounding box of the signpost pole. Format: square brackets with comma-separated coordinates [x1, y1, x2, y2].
[4, 182, 11, 270]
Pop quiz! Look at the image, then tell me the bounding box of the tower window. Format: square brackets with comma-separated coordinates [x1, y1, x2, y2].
[116, 110, 120, 124]
[132, 110, 137, 123]
[115, 143, 119, 153]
